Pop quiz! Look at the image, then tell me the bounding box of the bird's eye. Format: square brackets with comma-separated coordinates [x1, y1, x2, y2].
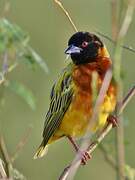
[82, 41, 88, 48]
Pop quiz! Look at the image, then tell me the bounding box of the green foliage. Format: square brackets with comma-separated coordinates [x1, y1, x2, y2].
[0, 18, 49, 110]
[5, 80, 36, 110]
[0, 18, 29, 52]
[0, 18, 49, 73]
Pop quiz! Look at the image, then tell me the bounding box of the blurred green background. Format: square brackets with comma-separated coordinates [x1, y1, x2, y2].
[0, 0, 135, 179]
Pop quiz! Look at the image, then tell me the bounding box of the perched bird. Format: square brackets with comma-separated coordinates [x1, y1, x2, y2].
[34, 32, 117, 164]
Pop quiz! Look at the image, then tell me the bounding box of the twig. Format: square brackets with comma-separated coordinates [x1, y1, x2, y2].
[120, 85, 135, 114]
[96, 31, 135, 54]
[111, 0, 123, 179]
[99, 144, 117, 170]
[0, 62, 18, 86]
[0, 136, 13, 179]
[0, 127, 32, 179]
[59, 86, 135, 180]
[111, 0, 118, 40]
[99, 144, 135, 180]
[11, 126, 32, 163]
[0, 0, 10, 18]
[0, 158, 7, 179]
[54, 0, 78, 32]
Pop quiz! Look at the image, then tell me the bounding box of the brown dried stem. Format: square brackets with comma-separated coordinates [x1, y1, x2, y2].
[54, 0, 78, 32]
[111, 0, 118, 40]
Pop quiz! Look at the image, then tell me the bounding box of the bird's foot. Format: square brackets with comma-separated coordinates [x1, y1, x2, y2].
[107, 115, 118, 127]
[67, 136, 92, 165]
[78, 150, 92, 165]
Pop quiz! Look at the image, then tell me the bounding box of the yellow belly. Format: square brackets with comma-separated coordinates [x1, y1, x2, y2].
[51, 90, 116, 141]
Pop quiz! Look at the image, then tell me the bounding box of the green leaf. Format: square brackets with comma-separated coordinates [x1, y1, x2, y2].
[22, 54, 37, 70]
[0, 18, 49, 74]
[6, 81, 36, 110]
[27, 46, 49, 74]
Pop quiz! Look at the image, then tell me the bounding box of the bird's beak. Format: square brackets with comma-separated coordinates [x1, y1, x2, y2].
[65, 45, 82, 55]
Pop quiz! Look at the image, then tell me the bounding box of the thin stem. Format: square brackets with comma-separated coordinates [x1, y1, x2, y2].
[11, 126, 32, 163]
[0, 159, 7, 179]
[96, 31, 135, 54]
[111, 0, 118, 40]
[0, 136, 13, 179]
[54, 0, 78, 32]
[120, 85, 135, 115]
[99, 144, 117, 170]
[0, 0, 10, 18]
[0, 62, 18, 86]
[112, 1, 135, 180]
[111, 0, 124, 179]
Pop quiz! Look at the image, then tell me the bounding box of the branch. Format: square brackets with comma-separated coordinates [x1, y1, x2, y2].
[53, 0, 78, 32]
[96, 31, 135, 54]
[0, 136, 13, 179]
[0, 158, 7, 179]
[0, 62, 18, 86]
[11, 126, 32, 163]
[59, 86, 135, 180]
[0, 127, 31, 180]
[99, 144, 117, 170]
[0, 0, 10, 18]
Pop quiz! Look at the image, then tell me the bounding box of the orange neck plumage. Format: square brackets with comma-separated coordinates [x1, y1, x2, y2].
[72, 57, 112, 92]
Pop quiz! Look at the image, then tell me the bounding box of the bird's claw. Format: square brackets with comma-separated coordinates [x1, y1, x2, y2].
[78, 150, 91, 165]
[107, 115, 118, 127]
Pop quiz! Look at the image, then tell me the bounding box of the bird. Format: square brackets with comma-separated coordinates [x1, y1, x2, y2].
[34, 31, 117, 164]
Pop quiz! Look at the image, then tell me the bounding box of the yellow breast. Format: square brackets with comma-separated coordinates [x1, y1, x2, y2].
[57, 87, 116, 138]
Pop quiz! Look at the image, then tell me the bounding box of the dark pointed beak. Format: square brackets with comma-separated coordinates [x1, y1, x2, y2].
[65, 45, 82, 54]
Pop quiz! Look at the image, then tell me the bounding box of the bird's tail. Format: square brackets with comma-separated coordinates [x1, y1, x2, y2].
[34, 141, 49, 159]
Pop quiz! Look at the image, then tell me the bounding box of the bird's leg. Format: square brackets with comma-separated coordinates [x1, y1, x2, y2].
[67, 135, 79, 152]
[67, 135, 91, 165]
[107, 114, 118, 127]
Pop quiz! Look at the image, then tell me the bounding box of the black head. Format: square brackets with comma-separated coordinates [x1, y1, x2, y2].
[65, 32, 104, 65]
